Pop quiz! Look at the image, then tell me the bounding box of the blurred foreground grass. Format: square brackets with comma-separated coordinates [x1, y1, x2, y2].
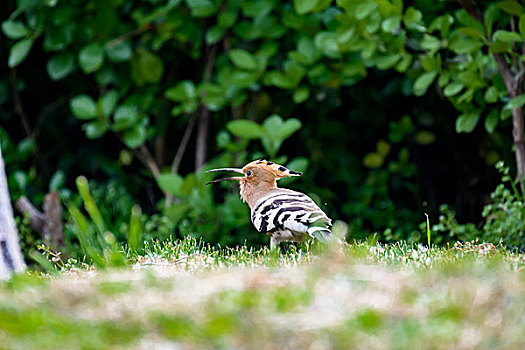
[1, 238, 525, 349]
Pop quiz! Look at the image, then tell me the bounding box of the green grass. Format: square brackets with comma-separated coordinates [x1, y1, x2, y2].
[2, 238, 525, 349]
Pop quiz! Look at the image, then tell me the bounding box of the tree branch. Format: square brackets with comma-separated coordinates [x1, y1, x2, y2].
[9, 69, 44, 170]
[511, 16, 520, 75]
[165, 114, 197, 207]
[171, 113, 197, 175]
[133, 144, 160, 179]
[105, 23, 153, 49]
[15, 196, 44, 233]
[194, 43, 219, 172]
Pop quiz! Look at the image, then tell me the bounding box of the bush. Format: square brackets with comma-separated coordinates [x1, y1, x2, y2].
[432, 162, 525, 249]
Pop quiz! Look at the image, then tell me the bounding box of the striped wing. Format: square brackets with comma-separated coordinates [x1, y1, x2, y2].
[250, 190, 332, 237]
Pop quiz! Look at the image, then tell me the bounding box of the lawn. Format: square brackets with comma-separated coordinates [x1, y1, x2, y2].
[1, 238, 525, 349]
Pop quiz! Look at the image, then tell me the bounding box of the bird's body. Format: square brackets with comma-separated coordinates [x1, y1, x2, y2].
[207, 159, 335, 249]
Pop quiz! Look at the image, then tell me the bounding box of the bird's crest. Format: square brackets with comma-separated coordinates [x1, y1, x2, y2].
[243, 159, 302, 178]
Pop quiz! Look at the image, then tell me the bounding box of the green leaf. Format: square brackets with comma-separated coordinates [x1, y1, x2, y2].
[489, 40, 512, 53]
[493, 30, 524, 42]
[404, 7, 423, 26]
[293, 87, 310, 103]
[206, 25, 224, 44]
[229, 49, 258, 70]
[123, 125, 147, 148]
[46, 52, 76, 80]
[374, 55, 400, 69]
[131, 48, 164, 85]
[186, 0, 217, 17]
[100, 91, 119, 117]
[277, 118, 302, 140]
[84, 121, 108, 139]
[355, 2, 377, 20]
[16, 138, 34, 160]
[263, 114, 283, 134]
[456, 111, 480, 133]
[2, 21, 29, 39]
[420, 35, 441, 52]
[226, 120, 264, 139]
[443, 83, 464, 97]
[127, 205, 142, 251]
[262, 115, 301, 141]
[49, 170, 65, 191]
[43, 25, 73, 52]
[497, 1, 523, 15]
[382, 16, 401, 32]
[78, 43, 104, 74]
[484, 86, 498, 103]
[315, 32, 340, 58]
[294, 0, 319, 15]
[485, 4, 500, 37]
[112, 105, 138, 131]
[415, 131, 436, 145]
[76, 176, 106, 235]
[448, 34, 483, 54]
[218, 10, 237, 28]
[456, 9, 484, 34]
[70, 95, 97, 120]
[163, 203, 190, 226]
[105, 41, 132, 63]
[505, 94, 525, 109]
[165, 81, 196, 102]
[265, 71, 295, 89]
[457, 27, 484, 39]
[243, 0, 274, 17]
[284, 61, 305, 84]
[413, 71, 438, 96]
[290, 37, 320, 65]
[363, 152, 384, 168]
[519, 15, 525, 37]
[485, 109, 499, 133]
[8, 39, 33, 67]
[157, 173, 184, 196]
[298, 36, 316, 58]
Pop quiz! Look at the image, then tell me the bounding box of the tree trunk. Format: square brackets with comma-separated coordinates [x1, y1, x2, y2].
[0, 145, 26, 279]
[15, 192, 64, 249]
[42, 192, 64, 249]
[512, 106, 525, 192]
[458, 0, 525, 192]
[195, 107, 209, 172]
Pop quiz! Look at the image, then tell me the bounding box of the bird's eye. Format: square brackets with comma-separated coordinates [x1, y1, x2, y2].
[246, 171, 252, 176]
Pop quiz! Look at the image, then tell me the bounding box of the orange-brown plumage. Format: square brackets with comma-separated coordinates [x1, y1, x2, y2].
[207, 159, 334, 249]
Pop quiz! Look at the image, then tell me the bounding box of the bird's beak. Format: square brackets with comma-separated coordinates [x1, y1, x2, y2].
[205, 168, 244, 185]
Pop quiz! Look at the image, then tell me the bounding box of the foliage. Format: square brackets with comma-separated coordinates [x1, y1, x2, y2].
[431, 204, 480, 244]
[2, 0, 523, 254]
[64, 176, 132, 268]
[482, 161, 525, 248]
[432, 161, 525, 248]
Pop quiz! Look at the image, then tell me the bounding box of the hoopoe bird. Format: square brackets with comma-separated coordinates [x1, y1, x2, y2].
[206, 159, 337, 249]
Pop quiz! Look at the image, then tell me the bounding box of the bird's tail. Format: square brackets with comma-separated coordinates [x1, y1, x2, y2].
[307, 227, 340, 244]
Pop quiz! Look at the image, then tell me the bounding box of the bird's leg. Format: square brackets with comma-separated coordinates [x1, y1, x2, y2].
[270, 236, 279, 250]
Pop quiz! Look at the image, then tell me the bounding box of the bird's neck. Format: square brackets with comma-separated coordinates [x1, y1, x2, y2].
[240, 179, 277, 208]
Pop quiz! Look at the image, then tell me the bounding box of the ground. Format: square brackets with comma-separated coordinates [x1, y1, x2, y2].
[1, 239, 525, 349]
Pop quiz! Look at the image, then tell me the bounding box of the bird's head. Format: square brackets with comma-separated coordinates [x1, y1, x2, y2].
[206, 159, 302, 186]
[206, 160, 302, 205]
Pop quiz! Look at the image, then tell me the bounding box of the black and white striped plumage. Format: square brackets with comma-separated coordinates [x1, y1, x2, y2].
[206, 159, 336, 249]
[250, 188, 333, 249]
